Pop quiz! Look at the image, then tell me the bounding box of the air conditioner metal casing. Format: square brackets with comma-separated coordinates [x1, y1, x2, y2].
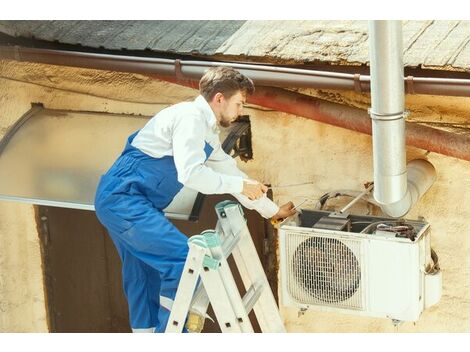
[279, 211, 441, 322]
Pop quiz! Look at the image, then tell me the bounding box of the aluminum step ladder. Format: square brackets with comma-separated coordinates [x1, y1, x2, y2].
[165, 200, 286, 333]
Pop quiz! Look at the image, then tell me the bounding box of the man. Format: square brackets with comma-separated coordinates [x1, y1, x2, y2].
[94, 66, 296, 333]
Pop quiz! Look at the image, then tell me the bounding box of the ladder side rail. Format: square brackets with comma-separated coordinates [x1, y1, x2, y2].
[199, 262, 243, 333]
[165, 243, 206, 333]
[218, 203, 286, 333]
[204, 230, 254, 333]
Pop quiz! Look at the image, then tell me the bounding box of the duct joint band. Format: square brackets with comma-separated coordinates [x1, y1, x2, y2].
[368, 109, 410, 121]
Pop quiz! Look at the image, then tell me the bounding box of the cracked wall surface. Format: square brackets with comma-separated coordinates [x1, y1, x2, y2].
[1, 60, 470, 332]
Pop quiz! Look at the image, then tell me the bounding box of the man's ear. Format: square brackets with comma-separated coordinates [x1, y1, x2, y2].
[213, 92, 224, 104]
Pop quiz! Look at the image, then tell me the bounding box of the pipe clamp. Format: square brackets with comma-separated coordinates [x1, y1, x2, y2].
[368, 109, 410, 121]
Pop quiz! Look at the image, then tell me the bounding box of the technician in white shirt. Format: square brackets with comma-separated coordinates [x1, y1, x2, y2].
[94, 66, 295, 333]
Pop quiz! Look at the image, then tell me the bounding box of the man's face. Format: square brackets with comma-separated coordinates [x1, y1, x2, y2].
[218, 91, 246, 128]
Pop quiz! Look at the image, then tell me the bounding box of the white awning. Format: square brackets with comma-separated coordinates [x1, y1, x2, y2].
[0, 104, 251, 221]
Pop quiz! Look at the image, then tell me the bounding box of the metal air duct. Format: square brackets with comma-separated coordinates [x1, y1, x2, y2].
[368, 20, 436, 218]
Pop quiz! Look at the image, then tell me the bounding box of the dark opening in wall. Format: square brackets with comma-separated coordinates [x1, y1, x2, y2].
[35, 194, 275, 333]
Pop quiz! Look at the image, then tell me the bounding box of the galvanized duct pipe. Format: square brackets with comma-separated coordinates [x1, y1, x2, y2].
[368, 20, 436, 218]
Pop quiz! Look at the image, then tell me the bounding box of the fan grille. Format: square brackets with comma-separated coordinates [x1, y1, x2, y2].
[285, 231, 364, 310]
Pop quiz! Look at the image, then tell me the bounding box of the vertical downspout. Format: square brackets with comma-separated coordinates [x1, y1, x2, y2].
[368, 20, 436, 218]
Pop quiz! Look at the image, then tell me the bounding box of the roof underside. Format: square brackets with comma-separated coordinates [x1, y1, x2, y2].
[0, 20, 245, 55]
[1, 20, 470, 71]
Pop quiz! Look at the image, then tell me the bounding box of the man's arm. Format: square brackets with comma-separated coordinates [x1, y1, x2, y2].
[205, 136, 280, 219]
[172, 113, 244, 195]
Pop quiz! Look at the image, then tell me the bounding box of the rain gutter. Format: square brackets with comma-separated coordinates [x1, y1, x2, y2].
[0, 45, 469, 163]
[3, 45, 470, 97]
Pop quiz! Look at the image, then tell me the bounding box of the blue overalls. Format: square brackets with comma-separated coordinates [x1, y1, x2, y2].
[94, 130, 213, 332]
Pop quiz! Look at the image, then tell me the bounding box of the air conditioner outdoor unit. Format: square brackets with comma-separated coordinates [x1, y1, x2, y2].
[279, 210, 441, 322]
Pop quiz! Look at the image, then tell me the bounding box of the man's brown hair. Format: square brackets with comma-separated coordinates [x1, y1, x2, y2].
[199, 66, 255, 101]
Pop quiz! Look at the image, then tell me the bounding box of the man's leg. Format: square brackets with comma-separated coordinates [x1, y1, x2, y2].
[107, 232, 161, 332]
[98, 193, 191, 333]
[121, 211, 190, 333]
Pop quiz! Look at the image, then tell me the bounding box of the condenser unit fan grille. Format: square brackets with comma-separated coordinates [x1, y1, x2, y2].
[285, 231, 364, 310]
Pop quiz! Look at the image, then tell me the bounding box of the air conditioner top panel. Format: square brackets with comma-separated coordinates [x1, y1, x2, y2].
[281, 209, 429, 243]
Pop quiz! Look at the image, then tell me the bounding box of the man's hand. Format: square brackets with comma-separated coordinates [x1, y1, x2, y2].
[242, 179, 268, 200]
[272, 201, 297, 221]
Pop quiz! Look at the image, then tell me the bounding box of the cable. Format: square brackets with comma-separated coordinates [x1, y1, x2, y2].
[268, 182, 320, 210]
[360, 221, 417, 241]
[269, 186, 379, 214]
[268, 181, 315, 189]
[360, 221, 387, 234]
[244, 105, 277, 112]
[428, 248, 440, 273]
[318, 190, 380, 210]
[376, 223, 416, 241]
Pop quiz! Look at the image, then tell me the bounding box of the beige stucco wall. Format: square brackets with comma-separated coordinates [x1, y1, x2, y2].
[0, 59, 469, 332]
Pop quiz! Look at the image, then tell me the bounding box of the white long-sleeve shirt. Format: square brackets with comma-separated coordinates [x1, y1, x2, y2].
[131, 95, 279, 219]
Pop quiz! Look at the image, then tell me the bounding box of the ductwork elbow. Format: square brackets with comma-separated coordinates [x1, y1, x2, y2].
[380, 159, 437, 218]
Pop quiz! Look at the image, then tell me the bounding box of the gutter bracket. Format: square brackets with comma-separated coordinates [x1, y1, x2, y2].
[405, 76, 415, 95]
[175, 59, 185, 81]
[353, 74, 362, 93]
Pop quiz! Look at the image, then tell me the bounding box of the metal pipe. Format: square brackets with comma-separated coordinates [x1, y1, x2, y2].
[4, 45, 470, 97]
[1, 45, 470, 163]
[369, 20, 436, 218]
[246, 86, 470, 163]
[155, 75, 470, 163]
[369, 20, 409, 208]
[339, 183, 374, 214]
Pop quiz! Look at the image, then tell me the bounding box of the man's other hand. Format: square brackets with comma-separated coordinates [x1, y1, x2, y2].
[272, 201, 297, 221]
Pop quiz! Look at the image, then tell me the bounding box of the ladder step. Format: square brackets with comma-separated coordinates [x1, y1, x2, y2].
[166, 201, 286, 333]
[221, 233, 241, 258]
[242, 284, 264, 314]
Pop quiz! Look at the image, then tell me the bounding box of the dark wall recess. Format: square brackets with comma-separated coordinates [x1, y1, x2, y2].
[35, 194, 277, 333]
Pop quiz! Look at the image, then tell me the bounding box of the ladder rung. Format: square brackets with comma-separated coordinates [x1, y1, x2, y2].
[167, 201, 285, 333]
[242, 284, 264, 313]
[221, 234, 241, 258]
